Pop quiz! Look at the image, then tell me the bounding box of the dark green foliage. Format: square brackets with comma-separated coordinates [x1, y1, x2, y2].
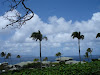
[59, 61, 65, 65]
[43, 57, 48, 61]
[22, 62, 41, 69]
[1, 61, 100, 75]
[92, 59, 99, 61]
[33, 58, 39, 62]
[0, 64, 5, 71]
[96, 33, 100, 38]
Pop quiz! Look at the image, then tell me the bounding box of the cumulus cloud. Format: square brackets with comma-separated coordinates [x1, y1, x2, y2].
[0, 10, 100, 56]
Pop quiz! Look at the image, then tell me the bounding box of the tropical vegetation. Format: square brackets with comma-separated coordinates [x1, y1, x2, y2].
[33, 58, 39, 62]
[55, 52, 62, 61]
[17, 55, 21, 62]
[30, 30, 47, 69]
[1, 61, 100, 75]
[1, 31, 100, 75]
[43, 57, 48, 61]
[87, 48, 93, 60]
[71, 31, 84, 62]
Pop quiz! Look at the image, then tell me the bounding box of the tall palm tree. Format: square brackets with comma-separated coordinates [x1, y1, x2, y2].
[30, 30, 47, 69]
[87, 48, 93, 60]
[96, 33, 100, 38]
[96, 33, 100, 56]
[17, 55, 21, 62]
[1, 52, 6, 62]
[71, 31, 84, 63]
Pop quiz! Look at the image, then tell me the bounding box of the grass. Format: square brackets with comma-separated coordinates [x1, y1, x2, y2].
[1, 61, 100, 75]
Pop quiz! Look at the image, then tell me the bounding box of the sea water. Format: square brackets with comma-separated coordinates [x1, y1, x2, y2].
[0, 55, 100, 65]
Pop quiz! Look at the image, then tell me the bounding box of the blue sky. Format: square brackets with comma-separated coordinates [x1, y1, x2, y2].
[0, 0, 100, 56]
[26, 0, 100, 22]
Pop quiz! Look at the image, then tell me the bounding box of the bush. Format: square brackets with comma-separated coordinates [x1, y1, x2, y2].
[1, 61, 100, 75]
[59, 61, 65, 65]
[22, 62, 41, 69]
[92, 59, 99, 61]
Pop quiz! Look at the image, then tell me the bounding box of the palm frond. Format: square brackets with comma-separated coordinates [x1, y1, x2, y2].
[80, 35, 84, 40]
[71, 31, 84, 40]
[71, 32, 79, 39]
[30, 30, 47, 42]
[43, 36, 48, 41]
[96, 33, 100, 38]
[87, 48, 92, 54]
[30, 32, 40, 41]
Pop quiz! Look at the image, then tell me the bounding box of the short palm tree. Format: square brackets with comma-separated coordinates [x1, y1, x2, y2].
[43, 57, 48, 61]
[5, 53, 11, 64]
[34, 58, 39, 62]
[1, 52, 6, 62]
[84, 52, 89, 61]
[55, 52, 62, 61]
[71, 31, 84, 63]
[30, 30, 47, 69]
[5, 54, 9, 63]
[87, 48, 93, 60]
[17, 55, 21, 62]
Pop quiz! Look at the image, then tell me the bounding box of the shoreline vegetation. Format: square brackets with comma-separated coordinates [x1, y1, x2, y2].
[0, 60, 100, 75]
[0, 56, 100, 74]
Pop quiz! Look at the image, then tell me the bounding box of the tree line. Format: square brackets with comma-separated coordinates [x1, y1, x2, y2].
[1, 30, 100, 69]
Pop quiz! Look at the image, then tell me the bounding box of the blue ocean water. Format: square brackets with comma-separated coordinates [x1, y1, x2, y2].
[0, 55, 100, 65]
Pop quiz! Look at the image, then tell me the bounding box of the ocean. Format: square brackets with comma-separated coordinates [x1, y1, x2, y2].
[0, 55, 100, 65]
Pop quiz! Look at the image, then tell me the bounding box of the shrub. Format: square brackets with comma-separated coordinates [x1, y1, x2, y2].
[92, 59, 98, 61]
[22, 62, 41, 69]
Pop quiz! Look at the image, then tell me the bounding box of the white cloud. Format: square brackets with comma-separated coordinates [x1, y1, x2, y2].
[0, 10, 100, 56]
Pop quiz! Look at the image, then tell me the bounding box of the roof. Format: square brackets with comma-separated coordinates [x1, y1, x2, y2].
[55, 57, 73, 61]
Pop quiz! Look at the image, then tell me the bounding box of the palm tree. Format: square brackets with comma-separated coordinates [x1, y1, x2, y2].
[87, 48, 93, 60]
[96, 33, 100, 38]
[84, 52, 89, 61]
[5, 54, 9, 63]
[1, 52, 6, 62]
[43, 57, 48, 61]
[55, 52, 62, 61]
[71, 31, 84, 63]
[7, 53, 12, 64]
[30, 30, 47, 69]
[17, 55, 21, 62]
[34, 58, 39, 63]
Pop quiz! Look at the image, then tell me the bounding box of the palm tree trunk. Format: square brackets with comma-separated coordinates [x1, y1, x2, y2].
[10, 57, 13, 64]
[4, 56, 6, 62]
[60, 56, 61, 62]
[20, 58, 21, 62]
[90, 53, 92, 61]
[40, 41, 42, 69]
[78, 39, 81, 63]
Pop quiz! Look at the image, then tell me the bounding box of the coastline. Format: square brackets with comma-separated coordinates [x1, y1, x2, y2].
[0, 55, 100, 65]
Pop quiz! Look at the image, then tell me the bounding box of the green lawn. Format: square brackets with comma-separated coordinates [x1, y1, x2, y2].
[1, 61, 100, 75]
